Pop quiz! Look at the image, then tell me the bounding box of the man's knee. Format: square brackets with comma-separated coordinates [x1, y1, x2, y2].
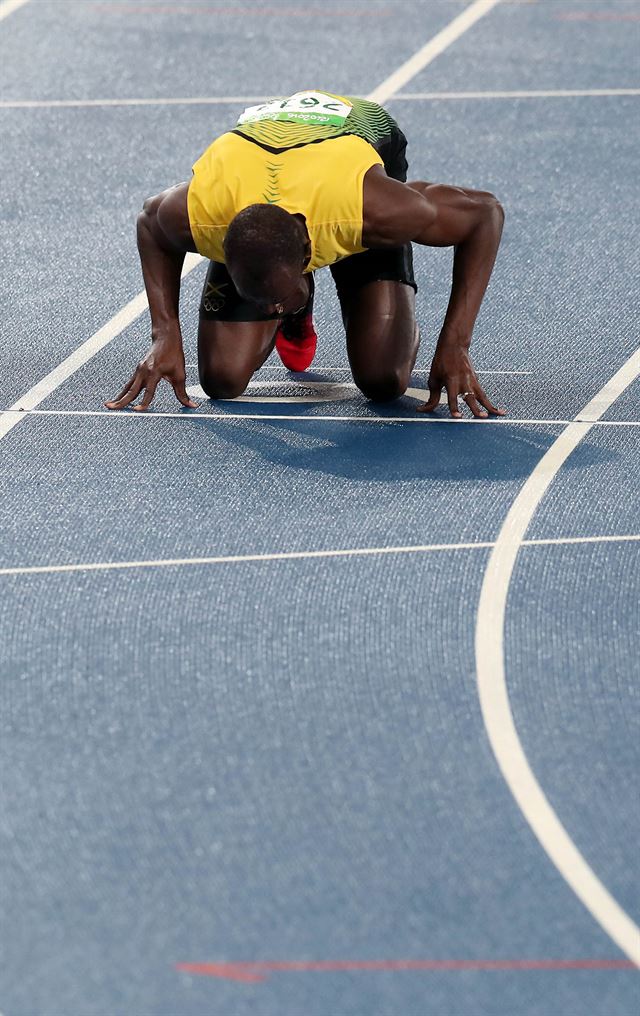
[199, 367, 250, 400]
[353, 367, 409, 403]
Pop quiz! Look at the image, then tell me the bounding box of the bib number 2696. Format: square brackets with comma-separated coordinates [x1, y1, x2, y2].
[238, 91, 353, 128]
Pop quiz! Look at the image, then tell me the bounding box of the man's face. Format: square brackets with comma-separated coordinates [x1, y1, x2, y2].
[230, 260, 308, 316]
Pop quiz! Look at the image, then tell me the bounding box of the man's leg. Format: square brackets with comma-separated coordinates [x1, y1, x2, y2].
[342, 279, 418, 402]
[197, 261, 280, 398]
[330, 241, 419, 402]
[332, 120, 419, 401]
[198, 319, 279, 399]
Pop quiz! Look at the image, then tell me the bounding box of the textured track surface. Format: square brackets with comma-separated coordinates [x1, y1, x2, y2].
[1, 2, 639, 1014]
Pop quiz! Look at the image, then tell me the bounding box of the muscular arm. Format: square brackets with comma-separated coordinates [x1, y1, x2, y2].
[137, 182, 197, 337]
[362, 169, 505, 417]
[105, 183, 199, 411]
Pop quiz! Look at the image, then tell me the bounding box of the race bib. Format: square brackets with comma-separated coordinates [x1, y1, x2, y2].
[238, 91, 353, 128]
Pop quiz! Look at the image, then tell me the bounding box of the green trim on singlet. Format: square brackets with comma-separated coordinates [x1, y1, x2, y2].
[233, 95, 399, 154]
[262, 161, 283, 203]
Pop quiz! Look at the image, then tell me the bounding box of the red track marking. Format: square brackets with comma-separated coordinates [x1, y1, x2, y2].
[176, 958, 637, 982]
[555, 11, 640, 20]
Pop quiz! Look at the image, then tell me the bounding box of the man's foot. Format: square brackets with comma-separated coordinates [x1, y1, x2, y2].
[275, 276, 317, 371]
[275, 312, 317, 372]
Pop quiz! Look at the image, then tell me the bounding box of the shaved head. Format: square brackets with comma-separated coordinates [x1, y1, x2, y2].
[224, 204, 307, 304]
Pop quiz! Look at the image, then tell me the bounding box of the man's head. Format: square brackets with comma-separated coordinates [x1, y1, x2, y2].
[224, 204, 307, 309]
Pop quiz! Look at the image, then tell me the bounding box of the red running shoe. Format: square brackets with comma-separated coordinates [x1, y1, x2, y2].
[275, 277, 317, 371]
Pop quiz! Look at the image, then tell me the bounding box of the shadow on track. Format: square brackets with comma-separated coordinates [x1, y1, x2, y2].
[188, 415, 614, 484]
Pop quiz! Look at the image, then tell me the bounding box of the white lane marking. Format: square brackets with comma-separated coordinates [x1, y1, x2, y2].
[0, 542, 496, 578]
[0, 95, 270, 109]
[475, 345, 640, 966]
[446, 369, 532, 375]
[3, 89, 638, 111]
[0, 254, 202, 443]
[0, 0, 502, 443]
[3, 408, 640, 427]
[394, 88, 640, 100]
[0, 0, 29, 22]
[185, 380, 432, 404]
[188, 380, 358, 404]
[1, 534, 639, 580]
[184, 365, 534, 374]
[524, 535, 640, 549]
[368, 0, 503, 105]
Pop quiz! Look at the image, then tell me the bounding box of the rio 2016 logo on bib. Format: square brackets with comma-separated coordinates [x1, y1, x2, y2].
[238, 91, 353, 128]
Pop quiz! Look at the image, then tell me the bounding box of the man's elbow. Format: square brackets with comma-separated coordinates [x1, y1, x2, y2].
[137, 195, 163, 247]
[472, 194, 504, 246]
[136, 207, 152, 248]
[141, 191, 163, 216]
[483, 192, 505, 227]
[138, 193, 163, 227]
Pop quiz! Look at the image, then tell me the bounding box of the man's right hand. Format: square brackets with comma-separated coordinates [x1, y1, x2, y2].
[104, 334, 198, 412]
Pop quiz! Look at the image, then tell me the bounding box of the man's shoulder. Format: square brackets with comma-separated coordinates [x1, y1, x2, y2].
[362, 170, 426, 248]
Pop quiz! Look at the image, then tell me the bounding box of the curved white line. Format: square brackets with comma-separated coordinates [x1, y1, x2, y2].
[0, 0, 30, 23]
[475, 346, 640, 965]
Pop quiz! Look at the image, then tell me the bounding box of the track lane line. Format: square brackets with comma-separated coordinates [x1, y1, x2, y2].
[0, 95, 271, 109]
[1, 534, 639, 580]
[0, 0, 29, 22]
[3, 408, 639, 426]
[0, 0, 503, 445]
[4, 89, 638, 110]
[395, 88, 640, 100]
[0, 255, 202, 443]
[181, 366, 535, 374]
[368, 0, 502, 105]
[0, 4, 504, 108]
[475, 345, 640, 966]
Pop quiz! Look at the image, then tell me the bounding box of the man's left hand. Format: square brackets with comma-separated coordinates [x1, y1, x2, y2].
[417, 342, 506, 419]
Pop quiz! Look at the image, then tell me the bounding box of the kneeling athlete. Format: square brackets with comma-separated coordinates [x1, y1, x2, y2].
[106, 89, 505, 420]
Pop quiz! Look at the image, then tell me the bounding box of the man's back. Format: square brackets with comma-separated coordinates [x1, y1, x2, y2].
[187, 129, 381, 271]
[186, 89, 407, 272]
